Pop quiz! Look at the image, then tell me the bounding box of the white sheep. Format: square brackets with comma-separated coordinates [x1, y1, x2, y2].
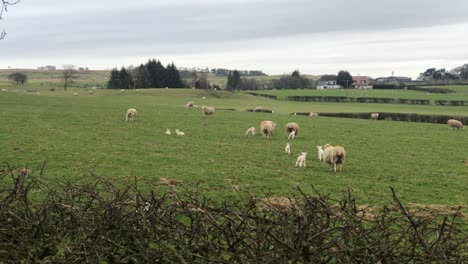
[295, 152, 307, 168]
[185, 101, 195, 108]
[316, 145, 324, 161]
[245, 127, 256, 136]
[284, 143, 291, 155]
[370, 112, 379, 120]
[309, 112, 319, 117]
[323, 144, 346, 172]
[285, 122, 300, 138]
[254, 106, 264, 112]
[1, 88, 7, 92]
[287, 131, 296, 140]
[447, 119, 464, 129]
[121, 89, 125, 92]
[260, 121, 276, 139]
[202, 106, 215, 117]
[74, 93, 78, 96]
[165, 129, 171, 135]
[175, 129, 185, 136]
[126, 108, 137, 122]
[88, 91, 94, 94]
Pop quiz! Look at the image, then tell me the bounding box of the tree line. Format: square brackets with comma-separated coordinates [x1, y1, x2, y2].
[107, 59, 184, 89]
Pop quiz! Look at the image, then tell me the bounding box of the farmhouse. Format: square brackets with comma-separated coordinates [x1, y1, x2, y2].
[352, 76, 371, 88]
[316, 80, 341, 90]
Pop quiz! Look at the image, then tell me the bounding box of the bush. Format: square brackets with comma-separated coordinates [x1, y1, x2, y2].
[0, 166, 466, 262]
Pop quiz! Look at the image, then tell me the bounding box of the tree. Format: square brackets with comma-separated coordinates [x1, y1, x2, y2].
[291, 69, 300, 78]
[107, 68, 120, 89]
[336, 70, 353, 88]
[7, 72, 27, 84]
[1, 0, 19, 40]
[461, 67, 468, 80]
[194, 72, 210, 89]
[319, 74, 338, 81]
[226, 70, 241, 91]
[62, 65, 79, 91]
[165, 63, 184, 88]
[133, 64, 151, 88]
[145, 59, 166, 88]
[118, 67, 133, 89]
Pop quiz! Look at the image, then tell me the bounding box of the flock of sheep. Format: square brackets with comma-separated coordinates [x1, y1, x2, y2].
[122, 101, 463, 173]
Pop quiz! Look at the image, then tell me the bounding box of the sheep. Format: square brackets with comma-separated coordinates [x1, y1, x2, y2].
[254, 106, 264, 112]
[74, 93, 78, 96]
[316, 145, 324, 161]
[447, 119, 464, 129]
[323, 144, 346, 172]
[285, 122, 300, 138]
[260, 121, 276, 139]
[1, 88, 6, 92]
[287, 131, 296, 140]
[370, 112, 379, 120]
[120, 89, 125, 92]
[185, 101, 195, 108]
[245, 127, 256, 136]
[175, 129, 185, 136]
[126, 108, 137, 122]
[192, 105, 199, 108]
[284, 143, 291, 155]
[88, 91, 93, 94]
[202, 106, 215, 117]
[165, 129, 171, 135]
[309, 112, 319, 117]
[295, 152, 307, 168]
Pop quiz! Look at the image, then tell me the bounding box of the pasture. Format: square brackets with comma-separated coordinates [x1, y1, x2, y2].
[0, 87, 467, 208]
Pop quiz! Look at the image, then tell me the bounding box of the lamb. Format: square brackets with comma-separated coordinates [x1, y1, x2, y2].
[284, 143, 291, 155]
[370, 112, 379, 120]
[287, 131, 296, 140]
[185, 101, 195, 108]
[1, 88, 6, 92]
[74, 93, 78, 96]
[165, 129, 171, 135]
[254, 106, 264, 112]
[175, 129, 185, 136]
[245, 127, 256, 136]
[322, 144, 346, 172]
[316, 145, 324, 161]
[126, 108, 137, 122]
[295, 152, 307, 168]
[447, 119, 464, 129]
[202, 106, 215, 117]
[285, 122, 300, 138]
[260, 121, 276, 139]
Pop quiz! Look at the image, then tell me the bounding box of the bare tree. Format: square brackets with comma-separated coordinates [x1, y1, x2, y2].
[1, 0, 20, 40]
[62, 65, 79, 91]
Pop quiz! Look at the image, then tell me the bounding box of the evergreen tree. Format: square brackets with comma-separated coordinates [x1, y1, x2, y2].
[134, 64, 151, 88]
[119, 67, 133, 89]
[226, 70, 241, 91]
[145, 59, 167, 88]
[107, 68, 120, 89]
[336, 70, 353, 88]
[165, 63, 184, 88]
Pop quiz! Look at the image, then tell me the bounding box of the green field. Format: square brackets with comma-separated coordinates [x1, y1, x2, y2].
[1, 86, 467, 208]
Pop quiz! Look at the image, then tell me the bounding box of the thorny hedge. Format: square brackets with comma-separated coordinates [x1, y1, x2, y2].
[0, 163, 466, 263]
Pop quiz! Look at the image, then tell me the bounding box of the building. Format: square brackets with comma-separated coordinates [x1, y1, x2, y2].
[316, 80, 341, 90]
[375, 76, 411, 82]
[37, 65, 56, 70]
[352, 76, 371, 88]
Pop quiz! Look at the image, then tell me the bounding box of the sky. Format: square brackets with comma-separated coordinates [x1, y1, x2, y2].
[1, 0, 468, 79]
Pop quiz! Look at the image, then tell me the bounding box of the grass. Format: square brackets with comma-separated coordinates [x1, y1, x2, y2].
[1, 88, 467, 208]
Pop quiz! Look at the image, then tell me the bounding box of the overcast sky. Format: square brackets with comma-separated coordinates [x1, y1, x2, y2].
[1, 0, 468, 78]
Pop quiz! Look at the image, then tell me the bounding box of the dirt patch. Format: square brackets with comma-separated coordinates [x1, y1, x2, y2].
[158, 177, 182, 186]
[407, 203, 466, 219]
[259, 196, 298, 212]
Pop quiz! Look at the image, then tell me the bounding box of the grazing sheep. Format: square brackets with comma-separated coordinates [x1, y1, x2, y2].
[285, 122, 300, 137]
[295, 152, 307, 168]
[309, 112, 319, 117]
[1, 88, 7, 92]
[202, 96, 206, 99]
[88, 91, 93, 94]
[185, 101, 195, 108]
[126, 108, 137, 122]
[285, 143, 291, 155]
[165, 129, 171, 135]
[121, 89, 125, 92]
[175, 129, 185, 136]
[317, 145, 324, 161]
[287, 131, 296, 140]
[245, 127, 256, 136]
[254, 106, 264, 112]
[74, 93, 78, 96]
[323, 144, 346, 172]
[260, 121, 276, 139]
[370, 112, 379, 120]
[202, 106, 215, 116]
[447, 119, 464, 129]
